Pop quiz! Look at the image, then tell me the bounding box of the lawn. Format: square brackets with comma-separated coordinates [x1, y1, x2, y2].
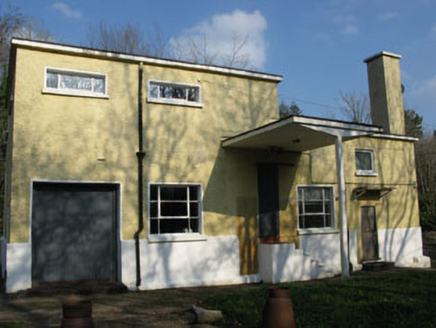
[201, 270, 436, 327]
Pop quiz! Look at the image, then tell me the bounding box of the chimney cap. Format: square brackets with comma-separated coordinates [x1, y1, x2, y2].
[364, 51, 401, 63]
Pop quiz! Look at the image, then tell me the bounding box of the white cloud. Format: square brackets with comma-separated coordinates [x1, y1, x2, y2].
[342, 24, 358, 35]
[170, 10, 267, 69]
[331, 14, 358, 36]
[52, 2, 82, 19]
[378, 12, 398, 21]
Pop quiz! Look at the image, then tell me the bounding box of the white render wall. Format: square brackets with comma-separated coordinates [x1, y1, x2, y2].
[258, 232, 342, 284]
[121, 235, 256, 290]
[0, 237, 6, 280]
[6, 243, 31, 292]
[258, 243, 313, 283]
[299, 231, 342, 273]
[378, 227, 431, 268]
[5, 227, 431, 293]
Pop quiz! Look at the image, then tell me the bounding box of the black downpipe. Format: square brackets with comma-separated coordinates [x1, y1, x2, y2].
[134, 63, 146, 287]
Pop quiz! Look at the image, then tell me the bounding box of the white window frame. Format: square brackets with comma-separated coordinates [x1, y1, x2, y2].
[297, 185, 336, 232]
[355, 149, 377, 176]
[42, 67, 109, 99]
[147, 79, 203, 108]
[147, 182, 206, 243]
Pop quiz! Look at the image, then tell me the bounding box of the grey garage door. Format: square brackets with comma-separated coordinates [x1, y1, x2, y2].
[31, 182, 118, 283]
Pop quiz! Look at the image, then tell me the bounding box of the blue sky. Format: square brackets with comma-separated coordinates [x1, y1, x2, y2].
[10, 0, 436, 132]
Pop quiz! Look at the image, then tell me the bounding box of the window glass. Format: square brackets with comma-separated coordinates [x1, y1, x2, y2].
[94, 77, 105, 93]
[149, 184, 201, 235]
[356, 151, 374, 172]
[149, 84, 159, 98]
[46, 72, 58, 88]
[298, 186, 334, 229]
[60, 74, 92, 91]
[148, 81, 200, 105]
[45, 69, 106, 96]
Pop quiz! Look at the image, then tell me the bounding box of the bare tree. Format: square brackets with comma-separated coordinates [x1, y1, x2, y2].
[171, 32, 253, 69]
[144, 23, 171, 58]
[86, 22, 148, 55]
[338, 91, 371, 123]
[86, 21, 256, 69]
[221, 34, 251, 68]
[415, 133, 436, 230]
[171, 33, 219, 66]
[0, 4, 54, 66]
[13, 18, 53, 42]
[0, 4, 24, 63]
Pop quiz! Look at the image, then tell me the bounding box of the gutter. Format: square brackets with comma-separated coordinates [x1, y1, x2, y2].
[134, 62, 146, 287]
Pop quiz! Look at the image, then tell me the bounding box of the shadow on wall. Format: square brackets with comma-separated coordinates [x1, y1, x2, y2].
[372, 140, 420, 263]
[140, 73, 281, 283]
[7, 61, 139, 287]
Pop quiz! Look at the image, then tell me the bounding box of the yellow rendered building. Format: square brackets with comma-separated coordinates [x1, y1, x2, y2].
[0, 39, 429, 292]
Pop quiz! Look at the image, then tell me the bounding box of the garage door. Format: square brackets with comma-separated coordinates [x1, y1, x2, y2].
[31, 182, 118, 283]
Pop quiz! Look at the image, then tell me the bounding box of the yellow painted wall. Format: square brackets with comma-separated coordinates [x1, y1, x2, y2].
[8, 46, 421, 274]
[310, 137, 420, 260]
[9, 44, 279, 272]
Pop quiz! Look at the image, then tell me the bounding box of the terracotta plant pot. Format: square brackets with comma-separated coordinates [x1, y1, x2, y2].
[61, 300, 93, 328]
[262, 287, 296, 328]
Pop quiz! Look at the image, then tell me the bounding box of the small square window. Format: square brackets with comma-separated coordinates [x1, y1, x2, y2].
[356, 150, 375, 175]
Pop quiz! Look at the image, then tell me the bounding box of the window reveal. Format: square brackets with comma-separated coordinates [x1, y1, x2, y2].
[298, 186, 334, 229]
[148, 80, 201, 106]
[45, 68, 107, 96]
[149, 184, 201, 234]
[355, 150, 375, 174]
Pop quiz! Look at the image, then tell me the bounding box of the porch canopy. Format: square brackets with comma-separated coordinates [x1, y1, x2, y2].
[221, 115, 383, 279]
[221, 115, 382, 152]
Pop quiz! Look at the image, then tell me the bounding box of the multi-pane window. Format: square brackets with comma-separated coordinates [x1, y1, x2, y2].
[148, 80, 201, 105]
[149, 184, 201, 235]
[355, 150, 375, 174]
[45, 68, 107, 96]
[298, 186, 334, 229]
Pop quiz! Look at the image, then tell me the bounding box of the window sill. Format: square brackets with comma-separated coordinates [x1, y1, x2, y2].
[148, 233, 207, 243]
[356, 171, 378, 177]
[42, 88, 110, 99]
[298, 228, 339, 236]
[147, 97, 204, 108]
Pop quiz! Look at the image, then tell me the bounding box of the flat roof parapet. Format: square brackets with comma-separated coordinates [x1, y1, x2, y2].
[11, 38, 283, 82]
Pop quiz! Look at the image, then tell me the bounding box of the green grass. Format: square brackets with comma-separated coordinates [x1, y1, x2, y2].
[202, 270, 436, 327]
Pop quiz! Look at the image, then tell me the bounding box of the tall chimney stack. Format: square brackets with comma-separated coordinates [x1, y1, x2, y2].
[364, 51, 405, 135]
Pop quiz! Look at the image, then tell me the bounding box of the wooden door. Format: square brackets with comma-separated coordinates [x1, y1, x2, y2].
[361, 206, 379, 261]
[257, 164, 280, 242]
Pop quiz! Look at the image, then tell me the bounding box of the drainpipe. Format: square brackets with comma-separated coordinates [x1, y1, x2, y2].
[134, 62, 146, 287]
[335, 135, 350, 278]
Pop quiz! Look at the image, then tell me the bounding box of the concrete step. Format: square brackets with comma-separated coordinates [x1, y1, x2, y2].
[362, 261, 394, 272]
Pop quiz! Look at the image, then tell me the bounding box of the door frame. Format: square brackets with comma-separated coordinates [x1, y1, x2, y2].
[256, 164, 280, 243]
[360, 205, 379, 262]
[29, 179, 122, 282]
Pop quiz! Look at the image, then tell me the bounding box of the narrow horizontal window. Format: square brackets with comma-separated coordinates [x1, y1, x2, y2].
[44, 68, 108, 97]
[149, 184, 202, 235]
[298, 186, 335, 229]
[147, 80, 202, 107]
